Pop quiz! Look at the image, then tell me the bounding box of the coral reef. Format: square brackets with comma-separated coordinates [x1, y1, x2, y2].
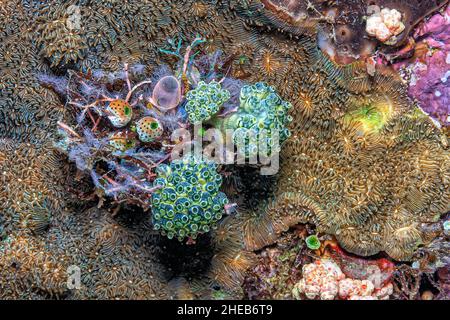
[52, 64, 178, 210]
[256, 0, 449, 63]
[0, 0, 448, 300]
[240, 37, 449, 261]
[243, 227, 448, 300]
[0, 206, 171, 299]
[106, 99, 133, 128]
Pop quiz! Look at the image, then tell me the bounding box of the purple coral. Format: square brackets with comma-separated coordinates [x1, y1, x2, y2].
[394, 5, 450, 127]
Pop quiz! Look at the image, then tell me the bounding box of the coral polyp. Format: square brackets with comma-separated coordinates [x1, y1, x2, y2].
[151, 155, 229, 241]
[345, 101, 394, 134]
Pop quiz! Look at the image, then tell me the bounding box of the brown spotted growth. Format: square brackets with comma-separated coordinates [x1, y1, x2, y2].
[106, 99, 133, 128]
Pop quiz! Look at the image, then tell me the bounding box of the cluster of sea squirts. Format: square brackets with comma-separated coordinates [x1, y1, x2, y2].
[58, 43, 293, 241]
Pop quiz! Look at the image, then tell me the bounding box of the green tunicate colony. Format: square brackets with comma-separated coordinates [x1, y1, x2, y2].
[185, 80, 231, 124]
[151, 155, 229, 241]
[151, 82, 292, 241]
[219, 82, 292, 158]
[305, 235, 321, 250]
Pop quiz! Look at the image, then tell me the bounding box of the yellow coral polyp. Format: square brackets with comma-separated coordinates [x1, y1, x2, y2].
[346, 101, 393, 134]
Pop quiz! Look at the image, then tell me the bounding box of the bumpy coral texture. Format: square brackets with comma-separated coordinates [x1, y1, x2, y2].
[151, 156, 229, 241]
[292, 258, 394, 300]
[0, 0, 449, 300]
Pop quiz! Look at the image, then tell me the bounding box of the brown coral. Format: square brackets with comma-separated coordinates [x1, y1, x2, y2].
[240, 40, 449, 261]
[0, 234, 71, 299]
[0, 0, 448, 300]
[0, 141, 67, 234]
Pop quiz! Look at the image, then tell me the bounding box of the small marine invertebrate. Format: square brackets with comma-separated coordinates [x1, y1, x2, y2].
[106, 99, 133, 128]
[366, 7, 405, 44]
[391, 3, 450, 127]
[305, 235, 321, 250]
[108, 131, 136, 152]
[149, 75, 182, 111]
[151, 155, 229, 241]
[217, 82, 292, 158]
[134, 117, 164, 143]
[185, 80, 230, 124]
